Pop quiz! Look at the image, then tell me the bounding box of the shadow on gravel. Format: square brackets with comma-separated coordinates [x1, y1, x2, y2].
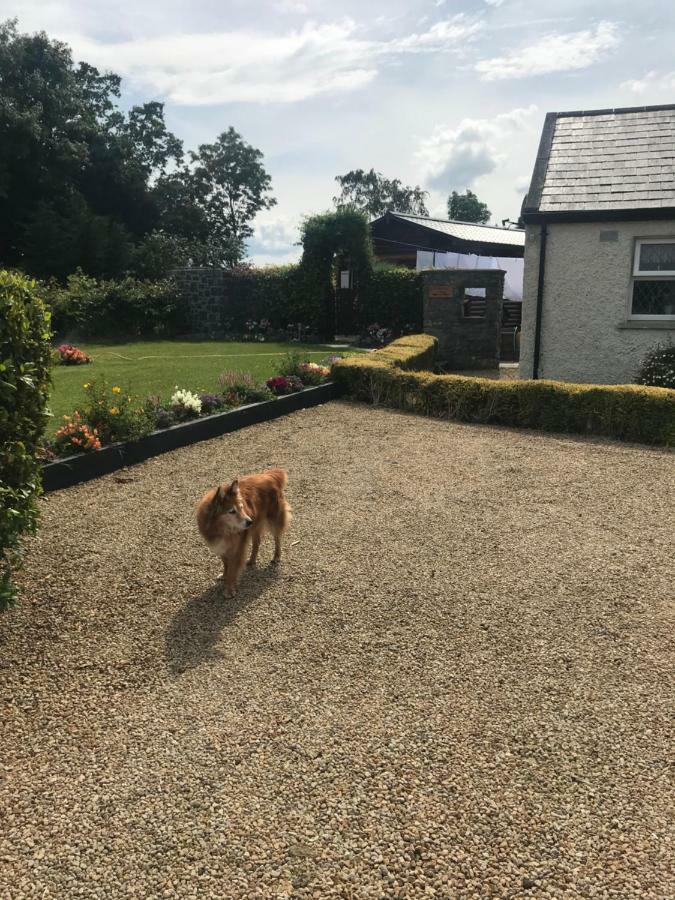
[165, 566, 277, 674]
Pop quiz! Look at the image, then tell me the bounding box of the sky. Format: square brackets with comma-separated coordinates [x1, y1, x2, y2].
[4, 0, 675, 263]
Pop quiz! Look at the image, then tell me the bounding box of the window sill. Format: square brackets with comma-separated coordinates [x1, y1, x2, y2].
[617, 320, 675, 330]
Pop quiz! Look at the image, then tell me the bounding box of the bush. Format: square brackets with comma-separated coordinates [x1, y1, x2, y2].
[43, 271, 188, 340]
[266, 375, 304, 396]
[636, 340, 675, 389]
[359, 269, 423, 335]
[56, 343, 91, 365]
[218, 371, 272, 405]
[79, 378, 154, 444]
[0, 270, 52, 608]
[53, 412, 102, 456]
[333, 335, 675, 445]
[170, 388, 202, 420]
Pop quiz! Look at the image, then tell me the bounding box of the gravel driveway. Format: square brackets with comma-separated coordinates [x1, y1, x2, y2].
[2, 401, 674, 899]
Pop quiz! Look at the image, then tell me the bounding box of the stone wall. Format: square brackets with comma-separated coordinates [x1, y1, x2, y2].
[171, 268, 228, 337]
[520, 221, 675, 384]
[422, 269, 505, 369]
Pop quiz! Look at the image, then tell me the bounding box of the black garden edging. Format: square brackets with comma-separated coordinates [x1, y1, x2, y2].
[42, 382, 344, 493]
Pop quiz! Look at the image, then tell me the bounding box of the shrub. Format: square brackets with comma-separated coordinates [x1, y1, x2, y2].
[81, 378, 154, 444]
[0, 270, 52, 608]
[218, 371, 272, 405]
[199, 392, 226, 414]
[56, 343, 91, 365]
[297, 362, 331, 386]
[359, 269, 423, 335]
[43, 270, 188, 340]
[266, 375, 304, 396]
[636, 340, 675, 389]
[170, 388, 202, 420]
[53, 412, 102, 456]
[333, 335, 675, 446]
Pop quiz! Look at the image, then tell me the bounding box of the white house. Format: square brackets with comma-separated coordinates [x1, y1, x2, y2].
[520, 104, 675, 384]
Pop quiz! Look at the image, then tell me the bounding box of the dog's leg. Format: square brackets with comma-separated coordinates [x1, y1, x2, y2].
[224, 542, 247, 597]
[247, 531, 261, 567]
[217, 556, 229, 582]
[272, 528, 283, 564]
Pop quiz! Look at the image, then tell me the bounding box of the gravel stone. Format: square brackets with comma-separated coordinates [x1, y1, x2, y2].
[1, 401, 674, 898]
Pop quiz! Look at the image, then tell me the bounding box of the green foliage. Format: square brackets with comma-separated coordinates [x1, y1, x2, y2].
[42, 271, 188, 339]
[299, 209, 375, 339]
[334, 335, 675, 446]
[334, 169, 429, 217]
[448, 189, 491, 224]
[360, 268, 423, 333]
[0, 270, 51, 609]
[636, 340, 675, 389]
[226, 265, 317, 330]
[218, 370, 273, 405]
[0, 21, 274, 278]
[78, 377, 153, 444]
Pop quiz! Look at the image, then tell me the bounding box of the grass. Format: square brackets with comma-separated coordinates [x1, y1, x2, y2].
[48, 340, 349, 435]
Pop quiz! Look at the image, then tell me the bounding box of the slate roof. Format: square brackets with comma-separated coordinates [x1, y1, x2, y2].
[376, 212, 525, 248]
[522, 104, 675, 222]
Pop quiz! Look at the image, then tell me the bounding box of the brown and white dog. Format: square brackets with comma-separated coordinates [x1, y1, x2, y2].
[197, 468, 291, 596]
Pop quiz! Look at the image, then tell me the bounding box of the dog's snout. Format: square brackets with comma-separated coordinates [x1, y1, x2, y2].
[244, 518, 254, 528]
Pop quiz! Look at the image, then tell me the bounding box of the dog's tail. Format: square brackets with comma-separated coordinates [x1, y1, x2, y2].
[266, 467, 288, 490]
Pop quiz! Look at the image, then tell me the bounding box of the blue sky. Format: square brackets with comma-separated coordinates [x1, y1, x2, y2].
[4, 0, 675, 262]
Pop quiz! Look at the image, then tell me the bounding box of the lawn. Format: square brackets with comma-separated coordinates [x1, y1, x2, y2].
[48, 339, 349, 434]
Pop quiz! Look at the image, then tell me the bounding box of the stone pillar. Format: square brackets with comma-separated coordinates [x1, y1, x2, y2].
[422, 269, 504, 369]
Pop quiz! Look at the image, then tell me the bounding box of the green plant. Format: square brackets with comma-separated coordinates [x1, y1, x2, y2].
[0, 270, 52, 609]
[42, 271, 188, 340]
[79, 377, 154, 444]
[218, 370, 272, 405]
[52, 411, 102, 456]
[359, 269, 423, 335]
[636, 340, 675, 389]
[299, 209, 375, 339]
[333, 335, 675, 446]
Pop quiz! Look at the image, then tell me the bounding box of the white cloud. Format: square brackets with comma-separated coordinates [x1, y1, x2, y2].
[475, 21, 620, 81]
[59, 15, 482, 106]
[415, 105, 538, 192]
[252, 216, 301, 255]
[620, 70, 675, 95]
[484, 0, 505, 6]
[274, 0, 311, 12]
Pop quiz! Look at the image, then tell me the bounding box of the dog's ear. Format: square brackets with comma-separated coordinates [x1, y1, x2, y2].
[213, 485, 224, 505]
[228, 478, 239, 496]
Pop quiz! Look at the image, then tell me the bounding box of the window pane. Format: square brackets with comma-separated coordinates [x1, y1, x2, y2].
[632, 280, 675, 315]
[638, 242, 675, 272]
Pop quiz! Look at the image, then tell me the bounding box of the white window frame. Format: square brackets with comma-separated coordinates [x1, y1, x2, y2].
[630, 238, 675, 320]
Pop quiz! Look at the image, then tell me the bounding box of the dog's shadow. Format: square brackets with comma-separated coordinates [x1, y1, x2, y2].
[165, 565, 277, 675]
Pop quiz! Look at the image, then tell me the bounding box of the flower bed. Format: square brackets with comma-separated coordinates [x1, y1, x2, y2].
[41, 353, 345, 487]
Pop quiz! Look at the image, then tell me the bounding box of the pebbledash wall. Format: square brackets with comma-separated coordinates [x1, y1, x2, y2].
[520, 221, 675, 384]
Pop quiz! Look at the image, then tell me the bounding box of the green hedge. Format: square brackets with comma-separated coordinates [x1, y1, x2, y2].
[226, 265, 320, 331]
[0, 271, 52, 608]
[42, 271, 188, 340]
[334, 335, 675, 445]
[359, 268, 423, 332]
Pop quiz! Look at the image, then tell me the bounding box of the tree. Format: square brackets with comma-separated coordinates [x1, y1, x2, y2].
[333, 169, 429, 218]
[187, 128, 277, 266]
[447, 190, 491, 224]
[0, 21, 275, 278]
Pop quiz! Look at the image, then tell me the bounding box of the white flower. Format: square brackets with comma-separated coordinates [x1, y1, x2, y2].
[170, 388, 202, 415]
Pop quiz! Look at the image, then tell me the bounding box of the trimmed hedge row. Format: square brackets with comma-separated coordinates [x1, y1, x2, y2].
[333, 335, 675, 445]
[0, 271, 52, 608]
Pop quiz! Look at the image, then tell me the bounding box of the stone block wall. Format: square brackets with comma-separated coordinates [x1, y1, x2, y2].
[171, 268, 228, 337]
[422, 269, 504, 369]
